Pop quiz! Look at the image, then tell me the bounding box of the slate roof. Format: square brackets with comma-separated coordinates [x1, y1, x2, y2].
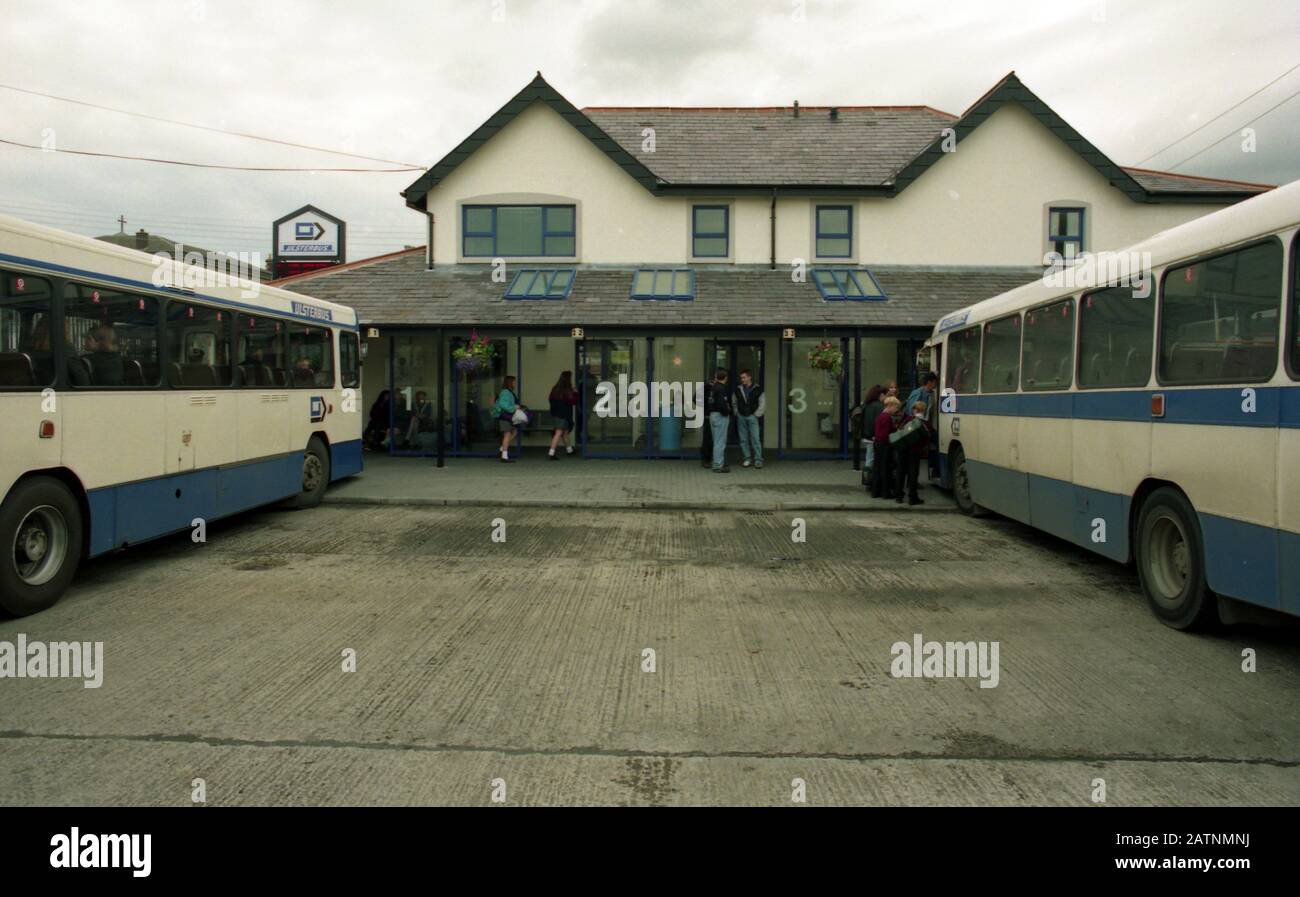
[278, 250, 1039, 331]
[402, 72, 1272, 206]
[584, 107, 954, 187]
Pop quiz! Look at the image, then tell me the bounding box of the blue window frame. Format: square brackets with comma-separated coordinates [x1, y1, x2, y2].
[815, 205, 853, 258]
[462, 204, 576, 258]
[504, 268, 575, 300]
[692, 205, 729, 258]
[1048, 206, 1085, 259]
[811, 268, 886, 301]
[630, 268, 695, 300]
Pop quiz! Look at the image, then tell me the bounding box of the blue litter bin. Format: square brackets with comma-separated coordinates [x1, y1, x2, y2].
[658, 404, 682, 452]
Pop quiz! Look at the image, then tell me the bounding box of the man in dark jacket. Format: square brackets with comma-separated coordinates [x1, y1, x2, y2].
[706, 368, 731, 473]
[732, 369, 765, 468]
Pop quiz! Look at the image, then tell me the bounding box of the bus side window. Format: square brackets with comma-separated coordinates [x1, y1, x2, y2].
[1022, 298, 1075, 391]
[0, 270, 55, 388]
[288, 322, 334, 388]
[63, 282, 160, 388]
[1290, 230, 1300, 380]
[237, 314, 286, 387]
[166, 302, 231, 388]
[979, 314, 1021, 393]
[1079, 285, 1155, 388]
[1159, 239, 1282, 385]
[340, 331, 360, 389]
[944, 324, 982, 394]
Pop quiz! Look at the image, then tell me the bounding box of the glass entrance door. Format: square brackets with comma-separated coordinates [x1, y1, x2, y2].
[578, 338, 642, 455]
[706, 340, 765, 445]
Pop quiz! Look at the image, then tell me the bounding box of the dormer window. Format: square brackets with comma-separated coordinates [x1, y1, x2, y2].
[462, 204, 576, 258]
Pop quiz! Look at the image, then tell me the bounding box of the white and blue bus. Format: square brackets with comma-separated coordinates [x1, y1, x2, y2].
[924, 179, 1299, 630]
[0, 214, 363, 616]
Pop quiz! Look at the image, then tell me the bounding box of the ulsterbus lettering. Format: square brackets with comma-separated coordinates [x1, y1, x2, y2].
[291, 301, 333, 321]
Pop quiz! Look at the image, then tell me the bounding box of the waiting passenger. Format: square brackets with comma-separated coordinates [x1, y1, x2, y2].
[491, 375, 524, 463]
[364, 389, 394, 451]
[547, 371, 578, 459]
[893, 400, 934, 506]
[405, 390, 435, 445]
[870, 396, 902, 499]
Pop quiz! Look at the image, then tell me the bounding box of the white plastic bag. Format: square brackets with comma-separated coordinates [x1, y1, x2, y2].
[511, 407, 529, 426]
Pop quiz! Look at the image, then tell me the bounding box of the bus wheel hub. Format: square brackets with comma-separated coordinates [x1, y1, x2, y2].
[21, 526, 47, 562]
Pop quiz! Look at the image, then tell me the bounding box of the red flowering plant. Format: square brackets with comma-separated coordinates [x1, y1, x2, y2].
[807, 340, 843, 376]
[452, 331, 497, 372]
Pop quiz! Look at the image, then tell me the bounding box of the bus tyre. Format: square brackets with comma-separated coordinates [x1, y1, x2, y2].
[0, 477, 84, 616]
[951, 449, 978, 516]
[1135, 488, 1216, 631]
[288, 437, 330, 510]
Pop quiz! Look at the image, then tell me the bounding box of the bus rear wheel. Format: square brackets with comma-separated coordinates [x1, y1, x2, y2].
[0, 477, 85, 616]
[287, 436, 330, 510]
[1135, 487, 1216, 631]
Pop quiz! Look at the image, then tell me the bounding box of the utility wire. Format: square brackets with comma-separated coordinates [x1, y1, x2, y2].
[1135, 61, 1300, 166]
[0, 82, 426, 169]
[0, 137, 423, 172]
[1164, 85, 1300, 170]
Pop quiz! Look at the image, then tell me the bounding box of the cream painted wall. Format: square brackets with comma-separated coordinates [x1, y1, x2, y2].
[424, 99, 1234, 268]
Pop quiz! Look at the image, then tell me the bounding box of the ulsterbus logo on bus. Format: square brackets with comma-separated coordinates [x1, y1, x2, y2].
[0, 634, 104, 688]
[150, 244, 263, 299]
[1041, 250, 1154, 298]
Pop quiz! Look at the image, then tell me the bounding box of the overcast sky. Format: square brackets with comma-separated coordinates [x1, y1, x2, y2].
[2, 0, 1297, 264]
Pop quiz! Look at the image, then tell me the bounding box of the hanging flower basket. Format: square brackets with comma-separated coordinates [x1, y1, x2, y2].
[453, 331, 497, 373]
[807, 340, 843, 377]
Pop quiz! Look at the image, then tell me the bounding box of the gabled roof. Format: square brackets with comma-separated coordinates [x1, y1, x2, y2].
[403, 72, 1272, 206]
[402, 74, 664, 208]
[891, 72, 1153, 202]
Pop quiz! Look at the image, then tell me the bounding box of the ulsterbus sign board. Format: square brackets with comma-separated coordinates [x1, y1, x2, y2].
[272, 205, 345, 278]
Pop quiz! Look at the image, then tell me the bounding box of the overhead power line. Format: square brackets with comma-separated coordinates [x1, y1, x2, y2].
[0, 137, 423, 172]
[1165, 85, 1300, 170]
[0, 82, 426, 169]
[1135, 61, 1300, 167]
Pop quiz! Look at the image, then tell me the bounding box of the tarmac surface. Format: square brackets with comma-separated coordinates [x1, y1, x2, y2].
[1, 490, 1297, 805]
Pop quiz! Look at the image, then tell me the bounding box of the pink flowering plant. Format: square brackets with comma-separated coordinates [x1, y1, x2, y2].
[807, 340, 843, 376]
[453, 331, 497, 372]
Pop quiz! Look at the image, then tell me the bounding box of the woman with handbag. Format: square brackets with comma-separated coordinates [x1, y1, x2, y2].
[491, 375, 525, 463]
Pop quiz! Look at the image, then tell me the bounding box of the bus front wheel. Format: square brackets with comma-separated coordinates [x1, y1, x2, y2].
[287, 436, 331, 510]
[0, 477, 85, 616]
[1135, 488, 1216, 631]
[951, 449, 978, 515]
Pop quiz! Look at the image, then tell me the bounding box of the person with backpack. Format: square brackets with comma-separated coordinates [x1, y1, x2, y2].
[547, 370, 579, 460]
[706, 368, 732, 473]
[491, 375, 524, 463]
[731, 368, 765, 469]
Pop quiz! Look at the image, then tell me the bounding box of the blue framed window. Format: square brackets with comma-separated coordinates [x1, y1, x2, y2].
[811, 268, 886, 301]
[462, 204, 576, 258]
[692, 205, 729, 258]
[504, 268, 575, 300]
[1048, 206, 1085, 259]
[815, 205, 853, 258]
[631, 268, 695, 300]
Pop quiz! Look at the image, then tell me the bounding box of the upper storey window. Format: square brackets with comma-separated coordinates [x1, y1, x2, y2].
[815, 205, 853, 258]
[462, 205, 576, 258]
